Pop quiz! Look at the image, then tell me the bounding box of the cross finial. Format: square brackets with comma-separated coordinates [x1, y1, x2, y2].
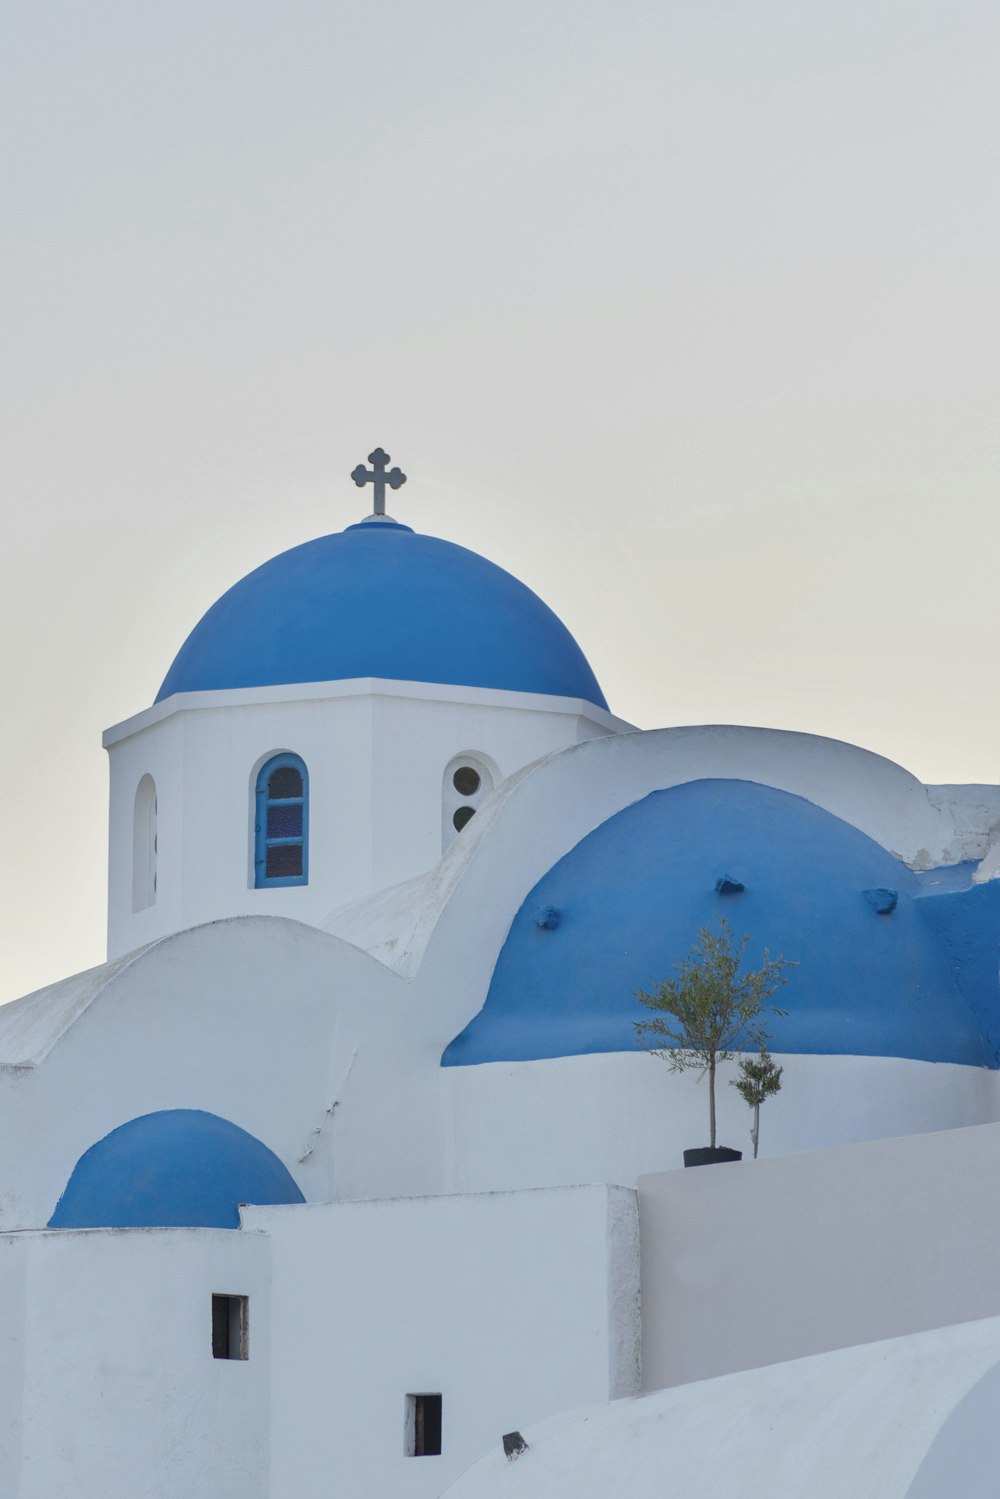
[350, 447, 407, 518]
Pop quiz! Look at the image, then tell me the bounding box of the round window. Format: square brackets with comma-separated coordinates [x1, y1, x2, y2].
[453, 806, 476, 832]
[453, 766, 481, 797]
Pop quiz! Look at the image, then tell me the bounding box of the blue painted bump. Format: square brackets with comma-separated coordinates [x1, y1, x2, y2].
[156, 523, 607, 708]
[442, 780, 997, 1068]
[48, 1110, 305, 1229]
[864, 888, 898, 915]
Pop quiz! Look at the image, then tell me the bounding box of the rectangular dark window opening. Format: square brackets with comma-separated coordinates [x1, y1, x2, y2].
[265, 843, 303, 879]
[267, 803, 303, 839]
[212, 1294, 249, 1360]
[268, 766, 303, 799]
[406, 1393, 442, 1457]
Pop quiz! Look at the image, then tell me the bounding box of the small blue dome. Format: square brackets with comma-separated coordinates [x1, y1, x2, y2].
[156, 521, 607, 708]
[48, 1110, 305, 1230]
[443, 780, 999, 1068]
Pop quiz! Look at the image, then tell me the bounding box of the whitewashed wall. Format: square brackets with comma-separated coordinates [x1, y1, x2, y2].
[0, 1227, 270, 1499]
[0, 1187, 638, 1499]
[245, 1185, 639, 1499]
[443, 1053, 1000, 1192]
[104, 678, 626, 960]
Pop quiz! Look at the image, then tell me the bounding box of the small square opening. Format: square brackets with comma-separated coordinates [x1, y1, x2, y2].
[212, 1294, 248, 1360]
[405, 1393, 442, 1456]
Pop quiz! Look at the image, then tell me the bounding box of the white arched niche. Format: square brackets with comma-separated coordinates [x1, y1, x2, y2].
[442, 752, 498, 852]
[132, 774, 158, 912]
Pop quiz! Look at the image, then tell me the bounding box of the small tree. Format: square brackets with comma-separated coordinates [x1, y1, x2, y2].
[634, 920, 792, 1151]
[731, 1048, 783, 1158]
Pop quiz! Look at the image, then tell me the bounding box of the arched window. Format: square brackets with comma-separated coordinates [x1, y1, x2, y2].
[254, 754, 308, 888]
[442, 753, 497, 852]
[132, 774, 157, 912]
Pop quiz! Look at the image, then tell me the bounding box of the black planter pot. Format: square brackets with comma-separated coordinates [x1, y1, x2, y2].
[683, 1146, 743, 1168]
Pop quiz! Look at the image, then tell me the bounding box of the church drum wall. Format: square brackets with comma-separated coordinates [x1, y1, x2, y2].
[105, 680, 622, 960]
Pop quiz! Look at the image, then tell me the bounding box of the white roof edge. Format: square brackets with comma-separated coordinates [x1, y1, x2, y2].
[103, 678, 634, 746]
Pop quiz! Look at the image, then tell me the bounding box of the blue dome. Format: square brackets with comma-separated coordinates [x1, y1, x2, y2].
[443, 779, 1000, 1068]
[156, 521, 607, 708]
[48, 1110, 305, 1230]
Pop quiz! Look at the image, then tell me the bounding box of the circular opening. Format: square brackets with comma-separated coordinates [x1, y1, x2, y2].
[453, 766, 481, 797]
[453, 806, 476, 832]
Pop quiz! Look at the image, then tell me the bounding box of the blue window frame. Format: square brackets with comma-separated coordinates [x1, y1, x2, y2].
[254, 754, 308, 888]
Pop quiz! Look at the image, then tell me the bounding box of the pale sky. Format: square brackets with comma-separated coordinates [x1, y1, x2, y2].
[2, 0, 998, 1004]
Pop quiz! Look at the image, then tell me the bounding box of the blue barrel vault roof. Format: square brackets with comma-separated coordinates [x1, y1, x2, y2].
[443, 779, 1000, 1069]
[157, 520, 608, 708]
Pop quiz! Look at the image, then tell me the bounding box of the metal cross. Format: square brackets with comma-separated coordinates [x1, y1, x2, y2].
[350, 447, 407, 516]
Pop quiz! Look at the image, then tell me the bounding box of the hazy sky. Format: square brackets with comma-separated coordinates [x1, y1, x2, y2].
[2, 0, 998, 1003]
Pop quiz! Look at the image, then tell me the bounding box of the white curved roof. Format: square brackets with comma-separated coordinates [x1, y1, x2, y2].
[0, 945, 153, 1066]
[322, 723, 990, 981]
[442, 1315, 1000, 1499]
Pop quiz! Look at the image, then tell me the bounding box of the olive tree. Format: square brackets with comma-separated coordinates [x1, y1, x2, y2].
[732, 1048, 784, 1158]
[634, 920, 792, 1150]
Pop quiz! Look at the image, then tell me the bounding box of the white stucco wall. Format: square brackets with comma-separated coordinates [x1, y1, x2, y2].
[0, 1227, 270, 1499]
[0, 1187, 638, 1499]
[638, 1117, 1000, 1391]
[443, 1052, 1000, 1192]
[245, 1185, 639, 1499]
[104, 678, 626, 960]
[441, 1315, 1000, 1499]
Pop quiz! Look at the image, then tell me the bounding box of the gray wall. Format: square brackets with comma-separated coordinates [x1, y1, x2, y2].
[639, 1118, 1000, 1391]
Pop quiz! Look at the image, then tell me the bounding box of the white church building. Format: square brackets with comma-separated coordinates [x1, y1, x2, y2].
[3, 449, 1000, 1497]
